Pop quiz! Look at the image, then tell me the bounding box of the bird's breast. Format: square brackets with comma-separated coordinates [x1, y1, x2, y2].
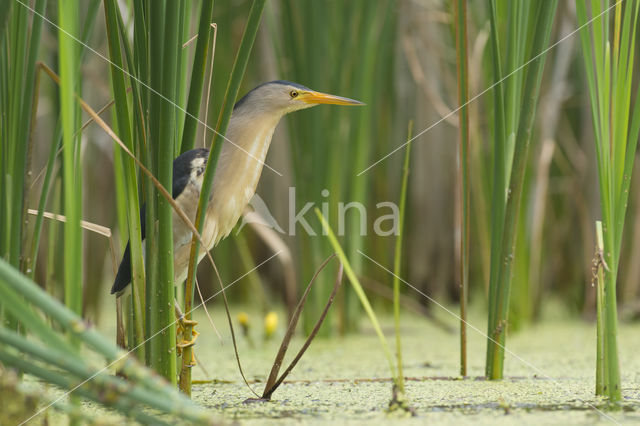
[210, 129, 274, 241]
[172, 120, 277, 284]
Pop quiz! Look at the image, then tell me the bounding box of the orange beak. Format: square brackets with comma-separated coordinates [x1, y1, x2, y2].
[299, 90, 365, 106]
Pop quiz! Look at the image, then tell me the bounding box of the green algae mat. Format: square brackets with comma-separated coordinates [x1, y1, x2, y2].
[12, 307, 640, 425]
[182, 308, 640, 425]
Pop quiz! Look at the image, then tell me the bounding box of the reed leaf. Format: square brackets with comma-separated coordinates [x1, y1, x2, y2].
[0, 350, 172, 426]
[0, 258, 211, 421]
[103, 0, 146, 360]
[27, 1, 100, 284]
[180, 0, 215, 154]
[316, 209, 396, 381]
[485, 0, 558, 379]
[393, 123, 412, 393]
[57, 0, 83, 319]
[576, 0, 640, 402]
[0, 0, 45, 334]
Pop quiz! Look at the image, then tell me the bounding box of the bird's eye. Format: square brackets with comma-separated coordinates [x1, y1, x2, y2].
[290, 90, 298, 98]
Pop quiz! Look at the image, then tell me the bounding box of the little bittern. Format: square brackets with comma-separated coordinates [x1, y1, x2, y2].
[112, 81, 362, 295]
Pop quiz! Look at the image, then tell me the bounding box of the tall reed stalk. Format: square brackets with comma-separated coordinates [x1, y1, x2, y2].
[454, 0, 470, 377]
[392, 124, 412, 396]
[103, 0, 146, 360]
[180, 0, 267, 395]
[103, 0, 249, 384]
[180, 0, 216, 154]
[175, 0, 217, 391]
[485, 0, 558, 379]
[58, 0, 83, 322]
[576, 0, 640, 402]
[343, 1, 379, 332]
[148, 0, 181, 384]
[96, 0, 208, 381]
[0, 0, 46, 335]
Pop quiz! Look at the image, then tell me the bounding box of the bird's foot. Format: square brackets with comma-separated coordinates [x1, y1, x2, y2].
[177, 328, 199, 348]
[178, 317, 198, 328]
[176, 329, 199, 366]
[176, 317, 199, 366]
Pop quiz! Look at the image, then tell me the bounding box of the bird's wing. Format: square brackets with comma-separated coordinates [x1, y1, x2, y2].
[111, 242, 132, 294]
[111, 148, 210, 295]
[111, 204, 146, 294]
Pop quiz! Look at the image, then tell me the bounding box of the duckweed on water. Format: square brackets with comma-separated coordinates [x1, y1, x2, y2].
[31, 307, 640, 425]
[184, 307, 640, 425]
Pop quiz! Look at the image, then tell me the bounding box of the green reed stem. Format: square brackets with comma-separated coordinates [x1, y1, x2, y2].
[150, 0, 181, 384]
[103, 0, 146, 360]
[392, 123, 412, 393]
[180, 0, 215, 154]
[343, 1, 379, 333]
[26, 1, 99, 284]
[58, 0, 83, 319]
[576, 0, 640, 402]
[0, 258, 208, 419]
[0, 0, 44, 335]
[0, 349, 176, 426]
[486, 0, 557, 379]
[484, 0, 507, 373]
[179, 0, 267, 395]
[6, 2, 28, 273]
[0, 328, 196, 422]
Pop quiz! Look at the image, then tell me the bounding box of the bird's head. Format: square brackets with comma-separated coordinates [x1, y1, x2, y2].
[233, 80, 364, 118]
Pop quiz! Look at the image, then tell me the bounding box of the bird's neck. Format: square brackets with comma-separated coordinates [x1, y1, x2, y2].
[209, 112, 282, 241]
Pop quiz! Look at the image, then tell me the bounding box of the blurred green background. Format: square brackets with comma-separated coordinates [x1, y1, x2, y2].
[14, 0, 640, 334]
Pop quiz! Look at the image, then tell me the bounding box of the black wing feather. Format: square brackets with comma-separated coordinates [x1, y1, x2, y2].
[110, 148, 209, 294]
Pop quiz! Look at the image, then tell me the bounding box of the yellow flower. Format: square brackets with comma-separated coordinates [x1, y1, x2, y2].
[264, 311, 278, 339]
[237, 312, 250, 332]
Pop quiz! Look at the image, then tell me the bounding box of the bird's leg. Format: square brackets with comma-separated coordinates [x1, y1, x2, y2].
[175, 299, 198, 366]
[175, 300, 198, 328]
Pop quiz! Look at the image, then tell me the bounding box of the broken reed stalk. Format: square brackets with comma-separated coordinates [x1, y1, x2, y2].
[262, 254, 335, 396]
[595, 221, 606, 396]
[576, 0, 640, 402]
[261, 257, 343, 400]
